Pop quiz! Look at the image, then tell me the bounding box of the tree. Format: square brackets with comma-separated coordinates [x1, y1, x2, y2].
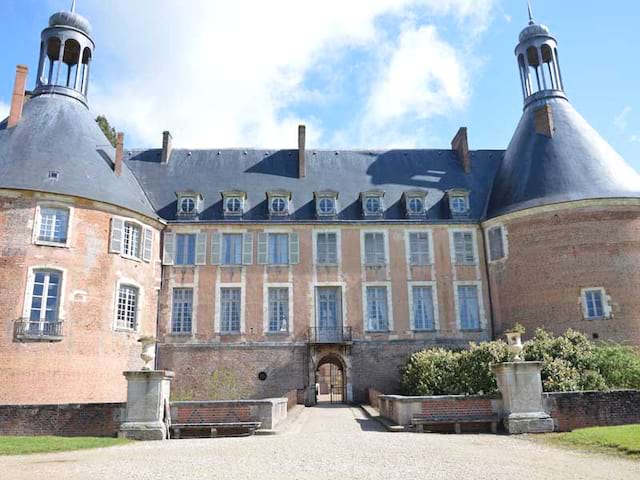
[95, 115, 117, 147]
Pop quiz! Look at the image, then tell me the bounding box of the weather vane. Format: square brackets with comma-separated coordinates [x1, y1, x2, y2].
[71, 0, 76, 13]
[527, 1, 535, 24]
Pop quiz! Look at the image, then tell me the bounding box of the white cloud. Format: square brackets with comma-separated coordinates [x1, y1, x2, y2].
[614, 106, 632, 132]
[77, 0, 495, 148]
[0, 100, 9, 120]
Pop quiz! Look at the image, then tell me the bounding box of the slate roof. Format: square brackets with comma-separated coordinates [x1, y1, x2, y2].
[487, 96, 640, 218]
[0, 95, 158, 219]
[125, 148, 504, 223]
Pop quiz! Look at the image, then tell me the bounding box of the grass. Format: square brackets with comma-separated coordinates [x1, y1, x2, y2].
[0, 436, 131, 456]
[553, 425, 640, 458]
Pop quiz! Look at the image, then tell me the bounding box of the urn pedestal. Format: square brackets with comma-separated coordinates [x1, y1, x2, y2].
[119, 370, 174, 441]
[491, 361, 554, 434]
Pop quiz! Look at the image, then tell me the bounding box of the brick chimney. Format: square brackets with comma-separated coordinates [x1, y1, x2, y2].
[451, 127, 471, 174]
[298, 124, 306, 178]
[161, 131, 173, 164]
[8, 65, 28, 128]
[114, 132, 124, 176]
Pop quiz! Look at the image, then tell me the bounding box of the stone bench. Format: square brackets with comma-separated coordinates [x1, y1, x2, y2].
[411, 414, 500, 434]
[171, 421, 262, 438]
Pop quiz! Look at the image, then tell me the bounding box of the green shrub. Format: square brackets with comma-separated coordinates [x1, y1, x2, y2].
[400, 328, 640, 396]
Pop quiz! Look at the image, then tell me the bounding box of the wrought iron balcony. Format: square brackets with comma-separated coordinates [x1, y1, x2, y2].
[15, 319, 64, 342]
[307, 327, 352, 344]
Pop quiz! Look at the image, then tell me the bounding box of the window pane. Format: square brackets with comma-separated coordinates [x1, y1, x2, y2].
[268, 233, 289, 265]
[454, 232, 475, 264]
[172, 288, 193, 333]
[365, 233, 385, 265]
[413, 286, 434, 330]
[367, 286, 388, 331]
[38, 208, 69, 243]
[585, 290, 604, 318]
[116, 285, 138, 330]
[29, 270, 61, 325]
[176, 234, 196, 265]
[268, 288, 289, 332]
[489, 227, 505, 261]
[317, 233, 337, 264]
[409, 232, 430, 265]
[221, 288, 241, 333]
[222, 234, 243, 265]
[458, 285, 480, 330]
[123, 223, 141, 258]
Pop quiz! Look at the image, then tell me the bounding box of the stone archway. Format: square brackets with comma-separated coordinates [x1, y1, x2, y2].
[307, 348, 353, 405]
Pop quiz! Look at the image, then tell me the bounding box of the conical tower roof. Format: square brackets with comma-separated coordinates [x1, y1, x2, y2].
[0, 95, 158, 219]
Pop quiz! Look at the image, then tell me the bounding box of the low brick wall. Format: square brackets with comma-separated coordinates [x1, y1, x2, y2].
[368, 388, 383, 409]
[170, 398, 288, 430]
[378, 394, 503, 427]
[544, 390, 640, 432]
[0, 403, 124, 437]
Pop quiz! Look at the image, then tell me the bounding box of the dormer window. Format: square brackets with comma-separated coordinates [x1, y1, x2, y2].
[314, 191, 339, 218]
[176, 191, 203, 217]
[267, 191, 291, 217]
[446, 189, 470, 217]
[361, 191, 385, 217]
[222, 191, 246, 218]
[403, 190, 427, 218]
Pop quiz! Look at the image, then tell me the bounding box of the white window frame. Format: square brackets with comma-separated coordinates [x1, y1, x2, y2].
[22, 266, 67, 327]
[221, 233, 244, 266]
[122, 221, 143, 260]
[170, 287, 194, 335]
[408, 281, 439, 331]
[362, 194, 384, 217]
[485, 224, 509, 263]
[361, 230, 389, 266]
[362, 282, 393, 333]
[33, 203, 73, 248]
[174, 232, 197, 266]
[406, 230, 433, 266]
[581, 287, 611, 320]
[313, 229, 341, 266]
[453, 280, 486, 331]
[405, 194, 427, 217]
[449, 228, 478, 266]
[113, 278, 143, 333]
[215, 283, 245, 334]
[267, 193, 291, 217]
[176, 192, 202, 217]
[263, 283, 294, 334]
[223, 194, 245, 217]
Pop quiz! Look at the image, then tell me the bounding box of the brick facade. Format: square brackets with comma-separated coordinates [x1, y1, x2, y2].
[0, 190, 161, 404]
[0, 403, 124, 437]
[544, 390, 640, 432]
[485, 202, 640, 344]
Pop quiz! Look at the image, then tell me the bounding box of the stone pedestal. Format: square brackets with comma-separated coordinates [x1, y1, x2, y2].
[492, 362, 554, 434]
[119, 370, 174, 441]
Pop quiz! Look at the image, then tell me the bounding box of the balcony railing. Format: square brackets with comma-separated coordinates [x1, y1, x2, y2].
[15, 319, 64, 342]
[307, 326, 352, 344]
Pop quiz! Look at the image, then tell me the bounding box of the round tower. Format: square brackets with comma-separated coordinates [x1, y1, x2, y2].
[485, 7, 640, 344]
[0, 3, 162, 405]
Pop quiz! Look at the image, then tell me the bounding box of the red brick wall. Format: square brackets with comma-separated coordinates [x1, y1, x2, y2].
[487, 204, 640, 345]
[0, 191, 161, 404]
[544, 390, 640, 432]
[420, 397, 494, 419]
[174, 404, 252, 423]
[0, 403, 124, 437]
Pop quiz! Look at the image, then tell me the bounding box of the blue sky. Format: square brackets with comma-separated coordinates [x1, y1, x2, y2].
[0, 0, 638, 170]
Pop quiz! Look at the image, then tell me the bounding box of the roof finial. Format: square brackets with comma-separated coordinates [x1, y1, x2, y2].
[71, 0, 76, 13]
[527, 1, 535, 25]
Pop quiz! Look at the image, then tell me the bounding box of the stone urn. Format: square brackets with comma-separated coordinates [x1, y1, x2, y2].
[138, 336, 157, 371]
[505, 331, 523, 361]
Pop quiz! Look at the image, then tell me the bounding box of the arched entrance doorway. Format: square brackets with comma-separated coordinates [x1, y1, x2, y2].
[315, 354, 346, 405]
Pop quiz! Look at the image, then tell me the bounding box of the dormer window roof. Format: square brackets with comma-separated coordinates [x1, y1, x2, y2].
[176, 191, 203, 217]
[360, 190, 385, 218]
[221, 190, 247, 218]
[403, 190, 427, 218]
[446, 189, 470, 218]
[267, 190, 291, 217]
[314, 190, 339, 218]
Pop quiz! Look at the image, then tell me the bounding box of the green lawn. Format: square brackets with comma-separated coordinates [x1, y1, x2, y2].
[0, 436, 131, 456]
[555, 425, 640, 458]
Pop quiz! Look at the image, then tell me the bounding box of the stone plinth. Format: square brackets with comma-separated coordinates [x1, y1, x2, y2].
[119, 370, 174, 441]
[492, 361, 554, 434]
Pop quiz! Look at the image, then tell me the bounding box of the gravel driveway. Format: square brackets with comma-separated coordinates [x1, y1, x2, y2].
[1, 405, 637, 480]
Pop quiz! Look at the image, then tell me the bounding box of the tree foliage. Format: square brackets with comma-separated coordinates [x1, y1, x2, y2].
[400, 328, 640, 396]
[95, 115, 117, 147]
